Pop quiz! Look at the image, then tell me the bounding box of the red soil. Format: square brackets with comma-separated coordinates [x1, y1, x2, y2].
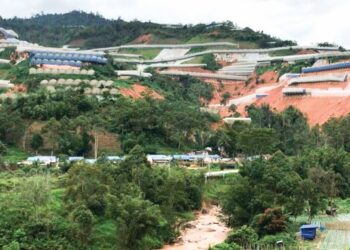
[205, 79, 255, 105]
[295, 82, 348, 90]
[253, 85, 350, 125]
[297, 49, 317, 55]
[258, 70, 279, 83]
[119, 84, 163, 100]
[133, 34, 153, 44]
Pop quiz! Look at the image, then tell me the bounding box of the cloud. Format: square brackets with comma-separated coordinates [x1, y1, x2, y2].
[0, 0, 349, 47]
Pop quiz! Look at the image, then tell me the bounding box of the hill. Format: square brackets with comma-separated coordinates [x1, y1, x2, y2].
[0, 11, 296, 49]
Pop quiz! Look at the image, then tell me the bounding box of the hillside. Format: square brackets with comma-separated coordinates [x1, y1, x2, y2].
[0, 11, 296, 49]
[3, 8, 350, 250]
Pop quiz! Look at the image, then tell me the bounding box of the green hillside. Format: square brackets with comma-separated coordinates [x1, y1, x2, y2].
[0, 11, 296, 49]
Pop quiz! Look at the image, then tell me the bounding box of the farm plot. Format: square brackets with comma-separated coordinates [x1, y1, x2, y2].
[320, 230, 350, 250]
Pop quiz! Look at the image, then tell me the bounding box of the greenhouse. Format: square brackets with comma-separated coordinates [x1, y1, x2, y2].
[30, 51, 108, 65]
[302, 62, 350, 74]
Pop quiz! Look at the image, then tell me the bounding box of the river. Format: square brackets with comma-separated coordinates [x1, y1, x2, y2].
[162, 205, 230, 250]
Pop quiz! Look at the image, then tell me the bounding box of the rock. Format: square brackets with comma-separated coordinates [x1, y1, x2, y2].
[202, 208, 208, 214]
[184, 223, 196, 229]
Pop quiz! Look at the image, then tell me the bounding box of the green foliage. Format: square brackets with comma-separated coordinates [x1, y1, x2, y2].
[237, 127, 279, 156]
[0, 11, 296, 49]
[30, 134, 43, 152]
[252, 207, 288, 236]
[258, 233, 297, 247]
[211, 242, 242, 250]
[203, 54, 221, 71]
[0, 47, 16, 60]
[226, 225, 258, 247]
[256, 60, 314, 77]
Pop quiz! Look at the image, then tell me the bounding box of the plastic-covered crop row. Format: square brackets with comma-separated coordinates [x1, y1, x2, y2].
[30, 59, 82, 67]
[31, 51, 108, 64]
[30, 68, 95, 76]
[302, 62, 350, 73]
[45, 86, 119, 96]
[40, 79, 114, 88]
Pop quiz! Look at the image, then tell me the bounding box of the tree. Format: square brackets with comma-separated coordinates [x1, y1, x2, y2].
[253, 207, 287, 236]
[70, 205, 94, 247]
[65, 164, 109, 216]
[113, 196, 165, 250]
[221, 92, 231, 105]
[237, 128, 279, 156]
[0, 140, 7, 155]
[30, 134, 43, 154]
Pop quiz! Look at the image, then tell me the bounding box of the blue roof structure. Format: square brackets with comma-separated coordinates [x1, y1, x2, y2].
[300, 224, 318, 240]
[300, 225, 318, 229]
[30, 51, 107, 65]
[302, 62, 350, 74]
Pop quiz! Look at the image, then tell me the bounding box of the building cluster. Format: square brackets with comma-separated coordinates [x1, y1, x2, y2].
[21, 153, 223, 166]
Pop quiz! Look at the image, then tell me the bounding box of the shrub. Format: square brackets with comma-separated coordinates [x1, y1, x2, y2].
[258, 233, 296, 247]
[226, 225, 258, 247]
[210, 242, 242, 250]
[252, 207, 288, 236]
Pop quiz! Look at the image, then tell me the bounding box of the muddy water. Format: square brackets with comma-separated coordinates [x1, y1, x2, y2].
[162, 206, 230, 250]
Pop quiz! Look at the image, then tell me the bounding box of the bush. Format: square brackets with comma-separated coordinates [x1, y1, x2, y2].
[252, 207, 288, 236]
[258, 233, 297, 247]
[226, 225, 258, 247]
[210, 242, 242, 250]
[203, 54, 221, 71]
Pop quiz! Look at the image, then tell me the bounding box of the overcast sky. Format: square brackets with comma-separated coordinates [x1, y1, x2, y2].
[1, 0, 349, 47]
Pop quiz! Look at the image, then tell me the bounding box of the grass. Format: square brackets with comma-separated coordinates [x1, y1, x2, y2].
[3, 147, 28, 163]
[113, 79, 133, 88]
[91, 219, 118, 249]
[204, 178, 234, 203]
[184, 56, 204, 64]
[269, 49, 300, 57]
[334, 198, 350, 214]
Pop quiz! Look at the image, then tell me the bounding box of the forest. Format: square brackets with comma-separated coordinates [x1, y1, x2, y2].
[0, 11, 296, 49]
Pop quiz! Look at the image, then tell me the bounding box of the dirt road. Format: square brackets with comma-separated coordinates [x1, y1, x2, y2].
[162, 206, 230, 250]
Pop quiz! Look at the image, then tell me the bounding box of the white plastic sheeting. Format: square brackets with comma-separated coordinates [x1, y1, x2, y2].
[40, 79, 114, 88]
[288, 74, 348, 86]
[30, 68, 95, 75]
[115, 70, 152, 78]
[0, 80, 14, 89]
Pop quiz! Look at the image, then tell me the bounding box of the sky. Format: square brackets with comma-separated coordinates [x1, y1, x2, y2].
[0, 0, 349, 47]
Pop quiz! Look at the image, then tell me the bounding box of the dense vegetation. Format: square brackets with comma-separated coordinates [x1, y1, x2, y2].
[0, 56, 217, 156]
[0, 146, 204, 249]
[206, 105, 350, 249]
[0, 11, 296, 49]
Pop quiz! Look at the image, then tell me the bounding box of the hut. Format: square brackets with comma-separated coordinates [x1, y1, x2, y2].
[300, 225, 318, 240]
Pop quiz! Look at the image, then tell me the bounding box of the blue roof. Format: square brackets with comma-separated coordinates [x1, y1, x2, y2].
[31, 51, 107, 64]
[300, 224, 318, 230]
[302, 62, 350, 74]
